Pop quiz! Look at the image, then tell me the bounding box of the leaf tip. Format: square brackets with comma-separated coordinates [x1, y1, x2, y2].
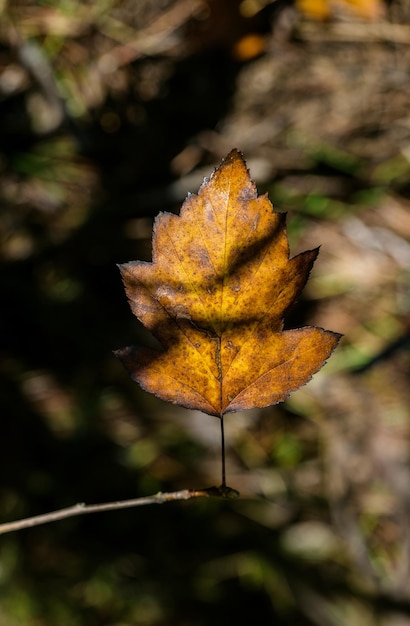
[223, 147, 249, 172]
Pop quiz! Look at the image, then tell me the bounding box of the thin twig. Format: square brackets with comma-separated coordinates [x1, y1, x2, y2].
[0, 489, 211, 535]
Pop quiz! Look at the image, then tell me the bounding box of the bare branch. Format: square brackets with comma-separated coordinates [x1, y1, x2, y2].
[0, 489, 212, 535]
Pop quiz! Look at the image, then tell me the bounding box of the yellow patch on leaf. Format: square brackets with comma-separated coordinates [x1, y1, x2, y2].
[115, 150, 341, 416]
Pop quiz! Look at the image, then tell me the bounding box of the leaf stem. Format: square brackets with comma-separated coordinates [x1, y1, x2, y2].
[220, 414, 226, 488]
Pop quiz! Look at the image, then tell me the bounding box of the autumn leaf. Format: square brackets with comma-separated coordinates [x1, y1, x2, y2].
[115, 150, 341, 419]
[295, 0, 384, 20]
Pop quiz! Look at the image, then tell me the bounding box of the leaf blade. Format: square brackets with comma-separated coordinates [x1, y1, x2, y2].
[116, 149, 341, 416]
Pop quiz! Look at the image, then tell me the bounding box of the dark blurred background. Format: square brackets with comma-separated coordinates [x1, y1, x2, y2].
[1, 1, 410, 624]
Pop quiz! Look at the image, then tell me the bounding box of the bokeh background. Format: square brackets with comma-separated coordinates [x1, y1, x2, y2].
[1, 1, 410, 624]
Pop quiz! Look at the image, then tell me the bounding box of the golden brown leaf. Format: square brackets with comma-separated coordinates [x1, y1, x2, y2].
[115, 150, 341, 417]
